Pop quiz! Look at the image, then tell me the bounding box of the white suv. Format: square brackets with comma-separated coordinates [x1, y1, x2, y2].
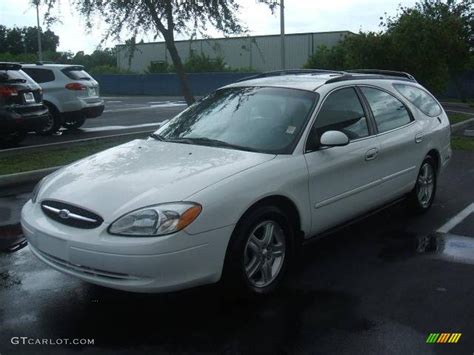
[22, 64, 105, 134]
[21, 69, 451, 296]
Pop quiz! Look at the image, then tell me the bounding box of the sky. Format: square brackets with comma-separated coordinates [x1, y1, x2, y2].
[0, 0, 419, 54]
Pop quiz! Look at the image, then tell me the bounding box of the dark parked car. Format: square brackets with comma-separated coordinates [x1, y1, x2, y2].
[0, 62, 49, 147]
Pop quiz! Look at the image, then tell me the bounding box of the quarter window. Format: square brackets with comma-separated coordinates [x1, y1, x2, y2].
[361, 87, 412, 133]
[312, 87, 369, 143]
[393, 83, 442, 117]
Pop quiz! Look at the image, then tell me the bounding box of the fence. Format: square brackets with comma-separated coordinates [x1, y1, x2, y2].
[94, 72, 257, 96]
[95, 71, 474, 99]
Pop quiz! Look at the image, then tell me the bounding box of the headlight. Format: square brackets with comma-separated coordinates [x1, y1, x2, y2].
[31, 178, 45, 203]
[108, 202, 202, 237]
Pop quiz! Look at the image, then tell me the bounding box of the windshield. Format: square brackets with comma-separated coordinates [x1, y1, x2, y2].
[154, 87, 317, 154]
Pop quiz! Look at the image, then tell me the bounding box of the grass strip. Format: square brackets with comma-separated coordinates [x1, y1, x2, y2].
[0, 136, 137, 175]
[451, 136, 474, 151]
[448, 112, 473, 124]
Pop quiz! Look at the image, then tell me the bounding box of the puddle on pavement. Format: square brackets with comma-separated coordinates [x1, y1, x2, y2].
[379, 231, 474, 265]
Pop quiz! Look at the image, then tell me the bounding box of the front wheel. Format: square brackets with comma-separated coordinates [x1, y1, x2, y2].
[222, 205, 293, 297]
[63, 117, 85, 130]
[409, 156, 437, 213]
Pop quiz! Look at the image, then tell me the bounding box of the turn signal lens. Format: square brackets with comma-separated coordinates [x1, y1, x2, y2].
[176, 205, 202, 230]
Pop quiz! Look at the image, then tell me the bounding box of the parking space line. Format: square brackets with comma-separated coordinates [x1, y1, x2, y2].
[445, 109, 474, 116]
[437, 203, 474, 233]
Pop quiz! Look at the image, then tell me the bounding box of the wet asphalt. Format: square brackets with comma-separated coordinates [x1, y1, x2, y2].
[0, 150, 473, 355]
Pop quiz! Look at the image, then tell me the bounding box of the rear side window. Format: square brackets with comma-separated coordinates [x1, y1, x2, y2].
[361, 87, 412, 133]
[393, 83, 442, 117]
[313, 87, 369, 141]
[62, 68, 93, 81]
[22, 68, 55, 83]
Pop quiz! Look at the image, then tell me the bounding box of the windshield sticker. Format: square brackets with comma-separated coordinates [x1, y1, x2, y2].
[286, 126, 296, 134]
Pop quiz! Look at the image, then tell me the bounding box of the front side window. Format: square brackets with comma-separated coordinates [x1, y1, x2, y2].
[154, 87, 317, 154]
[311, 87, 369, 145]
[393, 83, 441, 117]
[361, 87, 412, 133]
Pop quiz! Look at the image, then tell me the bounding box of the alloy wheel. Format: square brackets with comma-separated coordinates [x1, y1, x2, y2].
[243, 220, 286, 288]
[416, 162, 435, 208]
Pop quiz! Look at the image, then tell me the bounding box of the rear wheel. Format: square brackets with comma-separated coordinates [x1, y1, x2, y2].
[222, 205, 293, 297]
[36, 104, 61, 136]
[409, 156, 437, 213]
[62, 117, 85, 130]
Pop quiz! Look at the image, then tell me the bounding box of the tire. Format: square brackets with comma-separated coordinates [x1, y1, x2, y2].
[36, 104, 61, 136]
[221, 205, 294, 297]
[62, 117, 85, 130]
[0, 131, 27, 148]
[408, 156, 437, 213]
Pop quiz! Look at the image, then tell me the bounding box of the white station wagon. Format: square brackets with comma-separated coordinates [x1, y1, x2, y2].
[21, 69, 451, 296]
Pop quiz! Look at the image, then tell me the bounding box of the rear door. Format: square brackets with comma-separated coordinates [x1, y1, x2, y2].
[304, 86, 383, 235]
[358, 85, 422, 202]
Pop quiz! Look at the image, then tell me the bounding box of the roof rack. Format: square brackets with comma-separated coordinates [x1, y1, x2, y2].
[236, 69, 344, 83]
[347, 69, 416, 81]
[325, 69, 417, 84]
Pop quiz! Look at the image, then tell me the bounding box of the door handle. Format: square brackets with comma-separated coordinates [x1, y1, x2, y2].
[365, 148, 378, 161]
[415, 133, 423, 143]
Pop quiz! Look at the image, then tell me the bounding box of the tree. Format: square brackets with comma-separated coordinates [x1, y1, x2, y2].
[304, 0, 473, 94]
[41, 0, 277, 105]
[22, 27, 59, 53]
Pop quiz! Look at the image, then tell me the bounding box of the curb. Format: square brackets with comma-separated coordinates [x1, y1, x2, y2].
[451, 117, 474, 134]
[0, 129, 155, 155]
[0, 166, 62, 189]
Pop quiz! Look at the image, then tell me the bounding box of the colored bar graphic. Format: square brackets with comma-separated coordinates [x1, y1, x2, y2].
[426, 333, 461, 344]
[426, 333, 439, 343]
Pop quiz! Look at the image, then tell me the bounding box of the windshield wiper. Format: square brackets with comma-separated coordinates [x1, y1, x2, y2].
[173, 137, 258, 152]
[4, 78, 26, 83]
[149, 133, 166, 141]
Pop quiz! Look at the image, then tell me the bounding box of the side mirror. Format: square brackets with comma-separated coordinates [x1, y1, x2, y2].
[320, 130, 349, 147]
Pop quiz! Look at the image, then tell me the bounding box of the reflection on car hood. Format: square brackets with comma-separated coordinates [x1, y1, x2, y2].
[38, 139, 275, 221]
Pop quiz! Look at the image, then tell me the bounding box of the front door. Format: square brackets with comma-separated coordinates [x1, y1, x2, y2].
[304, 87, 382, 235]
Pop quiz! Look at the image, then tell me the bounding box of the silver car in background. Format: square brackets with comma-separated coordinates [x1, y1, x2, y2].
[22, 63, 105, 134]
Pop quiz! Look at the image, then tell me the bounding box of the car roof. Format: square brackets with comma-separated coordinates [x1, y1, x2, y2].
[21, 63, 85, 70]
[224, 70, 417, 92]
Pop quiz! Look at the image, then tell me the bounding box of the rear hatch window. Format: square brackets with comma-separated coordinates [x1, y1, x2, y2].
[61, 66, 94, 81]
[0, 68, 34, 85]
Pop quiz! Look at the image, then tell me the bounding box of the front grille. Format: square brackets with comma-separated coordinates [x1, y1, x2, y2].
[41, 200, 103, 229]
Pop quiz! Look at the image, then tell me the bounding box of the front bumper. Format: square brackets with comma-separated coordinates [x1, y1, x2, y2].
[21, 200, 233, 293]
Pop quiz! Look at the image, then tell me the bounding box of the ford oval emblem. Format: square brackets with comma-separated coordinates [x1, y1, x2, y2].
[58, 209, 71, 219]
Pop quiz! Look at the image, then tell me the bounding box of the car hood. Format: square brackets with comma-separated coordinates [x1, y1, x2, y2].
[38, 139, 275, 222]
